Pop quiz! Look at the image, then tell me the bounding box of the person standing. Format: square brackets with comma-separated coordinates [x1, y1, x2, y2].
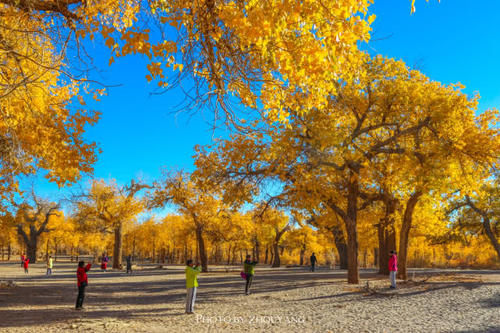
[46, 255, 53, 276]
[126, 254, 132, 274]
[389, 250, 398, 289]
[23, 257, 29, 274]
[101, 253, 108, 272]
[20, 253, 25, 268]
[310, 252, 317, 272]
[243, 255, 257, 295]
[76, 261, 92, 310]
[185, 259, 201, 314]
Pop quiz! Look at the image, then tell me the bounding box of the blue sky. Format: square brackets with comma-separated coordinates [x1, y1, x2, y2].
[28, 0, 500, 201]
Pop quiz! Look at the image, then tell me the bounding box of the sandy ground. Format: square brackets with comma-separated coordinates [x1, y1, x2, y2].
[0, 261, 499, 332]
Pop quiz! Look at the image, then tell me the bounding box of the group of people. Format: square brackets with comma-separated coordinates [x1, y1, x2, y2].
[184, 254, 257, 314]
[72, 251, 399, 313]
[20, 254, 54, 276]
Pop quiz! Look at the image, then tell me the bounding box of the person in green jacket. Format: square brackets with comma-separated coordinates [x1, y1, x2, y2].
[243, 255, 257, 295]
[185, 259, 201, 314]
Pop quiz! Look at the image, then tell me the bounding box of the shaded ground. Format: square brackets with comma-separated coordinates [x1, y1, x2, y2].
[0, 261, 499, 332]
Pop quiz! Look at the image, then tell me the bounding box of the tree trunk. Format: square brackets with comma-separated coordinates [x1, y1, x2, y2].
[331, 225, 348, 269]
[345, 177, 360, 284]
[264, 247, 269, 264]
[161, 247, 166, 264]
[195, 225, 208, 272]
[7, 241, 11, 260]
[398, 191, 421, 280]
[482, 216, 500, 260]
[132, 236, 136, 260]
[377, 223, 389, 275]
[269, 247, 274, 266]
[272, 242, 280, 267]
[378, 194, 398, 274]
[299, 246, 305, 266]
[231, 246, 236, 265]
[227, 244, 232, 265]
[113, 222, 123, 269]
[373, 248, 378, 267]
[26, 238, 37, 263]
[152, 239, 156, 263]
[45, 238, 49, 261]
[54, 237, 58, 261]
[464, 196, 500, 262]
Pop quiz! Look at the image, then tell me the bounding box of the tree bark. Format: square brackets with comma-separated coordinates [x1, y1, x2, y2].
[331, 225, 348, 269]
[345, 178, 360, 284]
[132, 236, 136, 260]
[465, 197, 500, 261]
[482, 216, 500, 260]
[377, 222, 396, 275]
[264, 246, 268, 264]
[255, 238, 260, 262]
[26, 237, 37, 263]
[398, 191, 422, 280]
[113, 222, 123, 269]
[271, 225, 290, 268]
[54, 237, 58, 261]
[195, 225, 208, 272]
[161, 247, 166, 264]
[299, 245, 305, 266]
[272, 242, 280, 267]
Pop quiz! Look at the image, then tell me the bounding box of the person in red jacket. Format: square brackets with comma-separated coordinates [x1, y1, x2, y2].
[389, 250, 398, 289]
[76, 261, 92, 310]
[23, 258, 29, 274]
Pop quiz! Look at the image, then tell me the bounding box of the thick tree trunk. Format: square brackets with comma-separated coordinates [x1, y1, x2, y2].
[272, 242, 280, 267]
[377, 223, 397, 275]
[264, 247, 268, 264]
[132, 236, 136, 260]
[18, 225, 38, 263]
[269, 247, 274, 266]
[227, 244, 232, 265]
[54, 237, 58, 261]
[231, 246, 236, 265]
[45, 238, 49, 261]
[378, 195, 398, 274]
[152, 239, 156, 263]
[345, 178, 359, 284]
[161, 248, 166, 264]
[26, 238, 37, 263]
[195, 225, 208, 272]
[113, 222, 123, 269]
[299, 246, 305, 266]
[255, 238, 260, 262]
[331, 225, 348, 269]
[483, 216, 500, 260]
[398, 191, 422, 280]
